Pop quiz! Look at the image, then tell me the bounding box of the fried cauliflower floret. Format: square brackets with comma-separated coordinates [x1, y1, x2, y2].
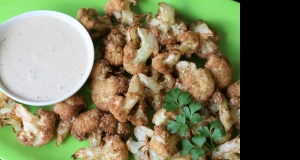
[71, 108, 103, 141]
[205, 54, 233, 91]
[98, 113, 131, 141]
[123, 26, 159, 75]
[228, 97, 240, 130]
[208, 92, 233, 132]
[147, 2, 187, 46]
[109, 74, 145, 122]
[89, 59, 112, 81]
[76, 8, 112, 40]
[104, 0, 148, 26]
[0, 92, 22, 132]
[13, 104, 56, 147]
[226, 80, 240, 99]
[91, 75, 129, 112]
[126, 126, 154, 160]
[175, 61, 215, 106]
[149, 125, 181, 159]
[104, 26, 127, 66]
[50, 94, 87, 146]
[128, 100, 148, 126]
[139, 72, 175, 110]
[152, 49, 182, 75]
[166, 31, 200, 58]
[72, 134, 128, 160]
[189, 20, 220, 59]
[211, 135, 240, 160]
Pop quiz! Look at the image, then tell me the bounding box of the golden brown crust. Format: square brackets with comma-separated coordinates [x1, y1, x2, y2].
[71, 109, 103, 141]
[226, 80, 240, 99]
[99, 113, 117, 134]
[205, 54, 233, 91]
[50, 94, 87, 120]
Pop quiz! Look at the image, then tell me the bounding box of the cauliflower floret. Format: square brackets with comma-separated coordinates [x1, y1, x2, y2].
[50, 94, 88, 146]
[147, 2, 187, 46]
[71, 108, 103, 141]
[109, 74, 145, 122]
[123, 26, 159, 75]
[0, 92, 22, 132]
[72, 134, 128, 160]
[128, 100, 148, 126]
[189, 20, 220, 59]
[104, 0, 148, 26]
[13, 104, 57, 147]
[76, 8, 112, 40]
[205, 54, 233, 91]
[126, 126, 154, 160]
[175, 61, 215, 106]
[149, 125, 181, 159]
[152, 49, 182, 75]
[228, 97, 240, 130]
[226, 80, 240, 99]
[91, 75, 129, 112]
[89, 59, 112, 81]
[211, 135, 240, 160]
[104, 26, 127, 66]
[166, 31, 200, 58]
[89, 59, 129, 112]
[221, 152, 240, 160]
[208, 92, 233, 132]
[99, 113, 131, 141]
[138, 72, 175, 110]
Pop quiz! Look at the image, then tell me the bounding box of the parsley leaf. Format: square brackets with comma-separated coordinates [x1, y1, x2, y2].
[181, 139, 194, 155]
[163, 88, 225, 159]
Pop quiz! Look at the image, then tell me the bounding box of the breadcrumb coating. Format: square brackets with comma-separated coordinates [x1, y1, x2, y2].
[71, 109, 103, 141]
[175, 61, 215, 106]
[205, 54, 233, 91]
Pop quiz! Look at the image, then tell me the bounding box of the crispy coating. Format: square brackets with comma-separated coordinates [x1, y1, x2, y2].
[208, 92, 233, 132]
[123, 26, 159, 75]
[72, 134, 128, 160]
[50, 94, 88, 146]
[205, 54, 233, 91]
[147, 2, 187, 46]
[128, 100, 148, 126]
[104, 26, 127, 66]
[189, 20, 220, 59]
[91, 76, 129, 112]
[104, 0, 147, 25]
[228, 97, 240, 130]
[89, 59, 112, 81]
[152, 49, 182, 75]
[139, 72, 175, 111]
[76, 8, 112, 40]
[0, 92, 22, 132]
[71, 108, 103, 141]
[99, 113, 118, 134]
[14, 104, 57, 147]
[211, 135, 240, 160]
[226, 80, 240, 99]
[51, 94, 87, 121]
[166, 31, 200, 58]
[117, 121, 131, 141]
[149, 125, 181, 159]
[109, 74, 145, 122]
[175, 61, 215, 106]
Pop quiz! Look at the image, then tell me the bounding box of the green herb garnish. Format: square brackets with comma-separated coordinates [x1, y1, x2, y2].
[163, 88, 225, 160]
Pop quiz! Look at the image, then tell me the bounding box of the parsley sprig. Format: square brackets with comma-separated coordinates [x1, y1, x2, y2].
[162, 88, 225, 160]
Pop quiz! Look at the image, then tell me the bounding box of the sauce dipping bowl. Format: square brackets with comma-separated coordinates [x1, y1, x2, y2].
[0, 10, 94, 106]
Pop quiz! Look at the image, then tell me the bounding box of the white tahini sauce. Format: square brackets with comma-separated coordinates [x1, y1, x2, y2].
[0, 16, 88, 102]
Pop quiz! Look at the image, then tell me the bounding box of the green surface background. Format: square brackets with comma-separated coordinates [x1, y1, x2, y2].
[0, 0, 240, 159]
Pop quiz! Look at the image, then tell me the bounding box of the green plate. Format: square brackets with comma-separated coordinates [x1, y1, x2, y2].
[0, 0, 240, 159]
